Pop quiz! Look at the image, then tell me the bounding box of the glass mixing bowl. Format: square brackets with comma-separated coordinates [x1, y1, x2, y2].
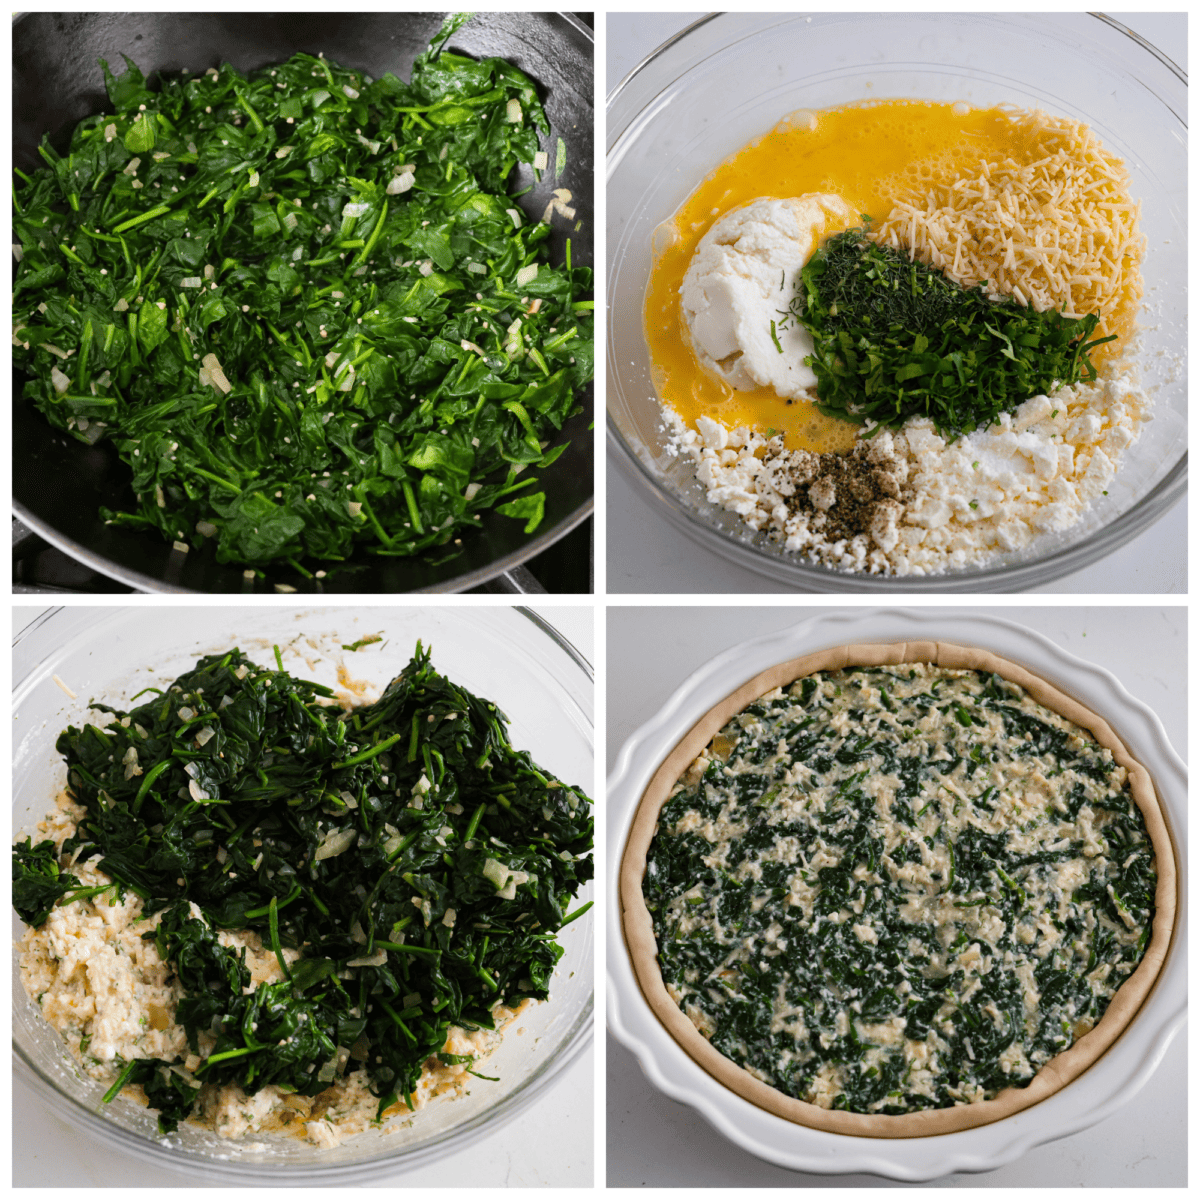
[606, 13, 1187, 593]
[13, 605, 593, 1183]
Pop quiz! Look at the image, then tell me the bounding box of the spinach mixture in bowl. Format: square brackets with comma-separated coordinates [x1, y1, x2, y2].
[14, 642, 593, 1145]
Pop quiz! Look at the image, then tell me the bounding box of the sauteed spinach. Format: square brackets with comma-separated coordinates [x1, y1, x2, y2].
[14, 643, 593, 1134]
[12, 14, 593, 572]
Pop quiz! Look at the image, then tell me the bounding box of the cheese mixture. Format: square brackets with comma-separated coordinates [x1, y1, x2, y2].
[18, 793, 524, 1147]
[642, 665, 1156, 1114]
[663, 369, 1148, 576]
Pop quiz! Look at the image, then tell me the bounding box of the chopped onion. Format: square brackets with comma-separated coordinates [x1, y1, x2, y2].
[346, 948, 387, 969]
[386, 170, 415, 195]
[195, 519, 218, 538]
[314, 827, 357, 861]
[201, 352, 232, 394]
[343, 84, 360, 100]
[195, 726, 216, 747]
[311, 89, 330, 107]
[516, 264, 539, 287]
[342, 202, 370, 219]
[12, 243, 24, 263]
[482, 858, 510, 890]
[188, 779, 210, 802]
[181, 277, 202, 288]
[506, 98, 522, 123]
[50, 366, 71, 393]
[533, 150, 548, 170]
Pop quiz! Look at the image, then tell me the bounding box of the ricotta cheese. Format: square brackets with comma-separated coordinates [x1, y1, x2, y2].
[680, 195, 856, 397]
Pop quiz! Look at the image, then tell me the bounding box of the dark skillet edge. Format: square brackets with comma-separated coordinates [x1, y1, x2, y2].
[11, 11, 595, 594]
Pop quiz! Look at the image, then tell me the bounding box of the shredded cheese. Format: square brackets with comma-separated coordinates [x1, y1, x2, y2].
[872, 110, 1144, 357]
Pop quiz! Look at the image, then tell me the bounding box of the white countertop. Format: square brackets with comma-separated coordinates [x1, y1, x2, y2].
[13, 606, 595, 1188]
[605, 12, 1187, 595]
[606, 605, 1186, 1186]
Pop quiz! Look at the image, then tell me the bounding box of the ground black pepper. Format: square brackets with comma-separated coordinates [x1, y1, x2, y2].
[760, 439, 909, 545]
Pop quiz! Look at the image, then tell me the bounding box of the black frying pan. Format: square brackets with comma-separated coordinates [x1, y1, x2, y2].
[12, 11, 594, 593]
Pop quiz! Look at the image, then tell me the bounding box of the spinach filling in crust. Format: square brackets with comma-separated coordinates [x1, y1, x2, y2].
[643, 664, 1156, 1115]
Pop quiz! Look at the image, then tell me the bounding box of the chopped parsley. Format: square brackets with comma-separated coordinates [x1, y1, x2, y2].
[790, 224, 1113, 438]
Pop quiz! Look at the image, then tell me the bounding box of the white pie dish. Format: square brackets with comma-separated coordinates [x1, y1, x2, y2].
[13, 605, 594, 1185]
[606, 608, 1185, 1180]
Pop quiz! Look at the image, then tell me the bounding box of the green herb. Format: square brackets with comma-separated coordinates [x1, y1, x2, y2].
[790, 223, 1114, 438]
[12, 14, 593, 571]
[769, 319, 783, 354]
[341, 634, 383, 652]
[14, 642, 592, 1135]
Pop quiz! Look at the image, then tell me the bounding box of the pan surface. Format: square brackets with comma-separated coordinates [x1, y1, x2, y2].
[12, 11, 594, 593]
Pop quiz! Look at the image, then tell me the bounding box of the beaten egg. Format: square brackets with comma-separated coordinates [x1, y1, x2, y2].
[645, 99, 1059, 453]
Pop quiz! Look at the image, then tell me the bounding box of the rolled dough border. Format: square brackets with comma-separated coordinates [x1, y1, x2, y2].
[618, 641, 1177, 1139]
